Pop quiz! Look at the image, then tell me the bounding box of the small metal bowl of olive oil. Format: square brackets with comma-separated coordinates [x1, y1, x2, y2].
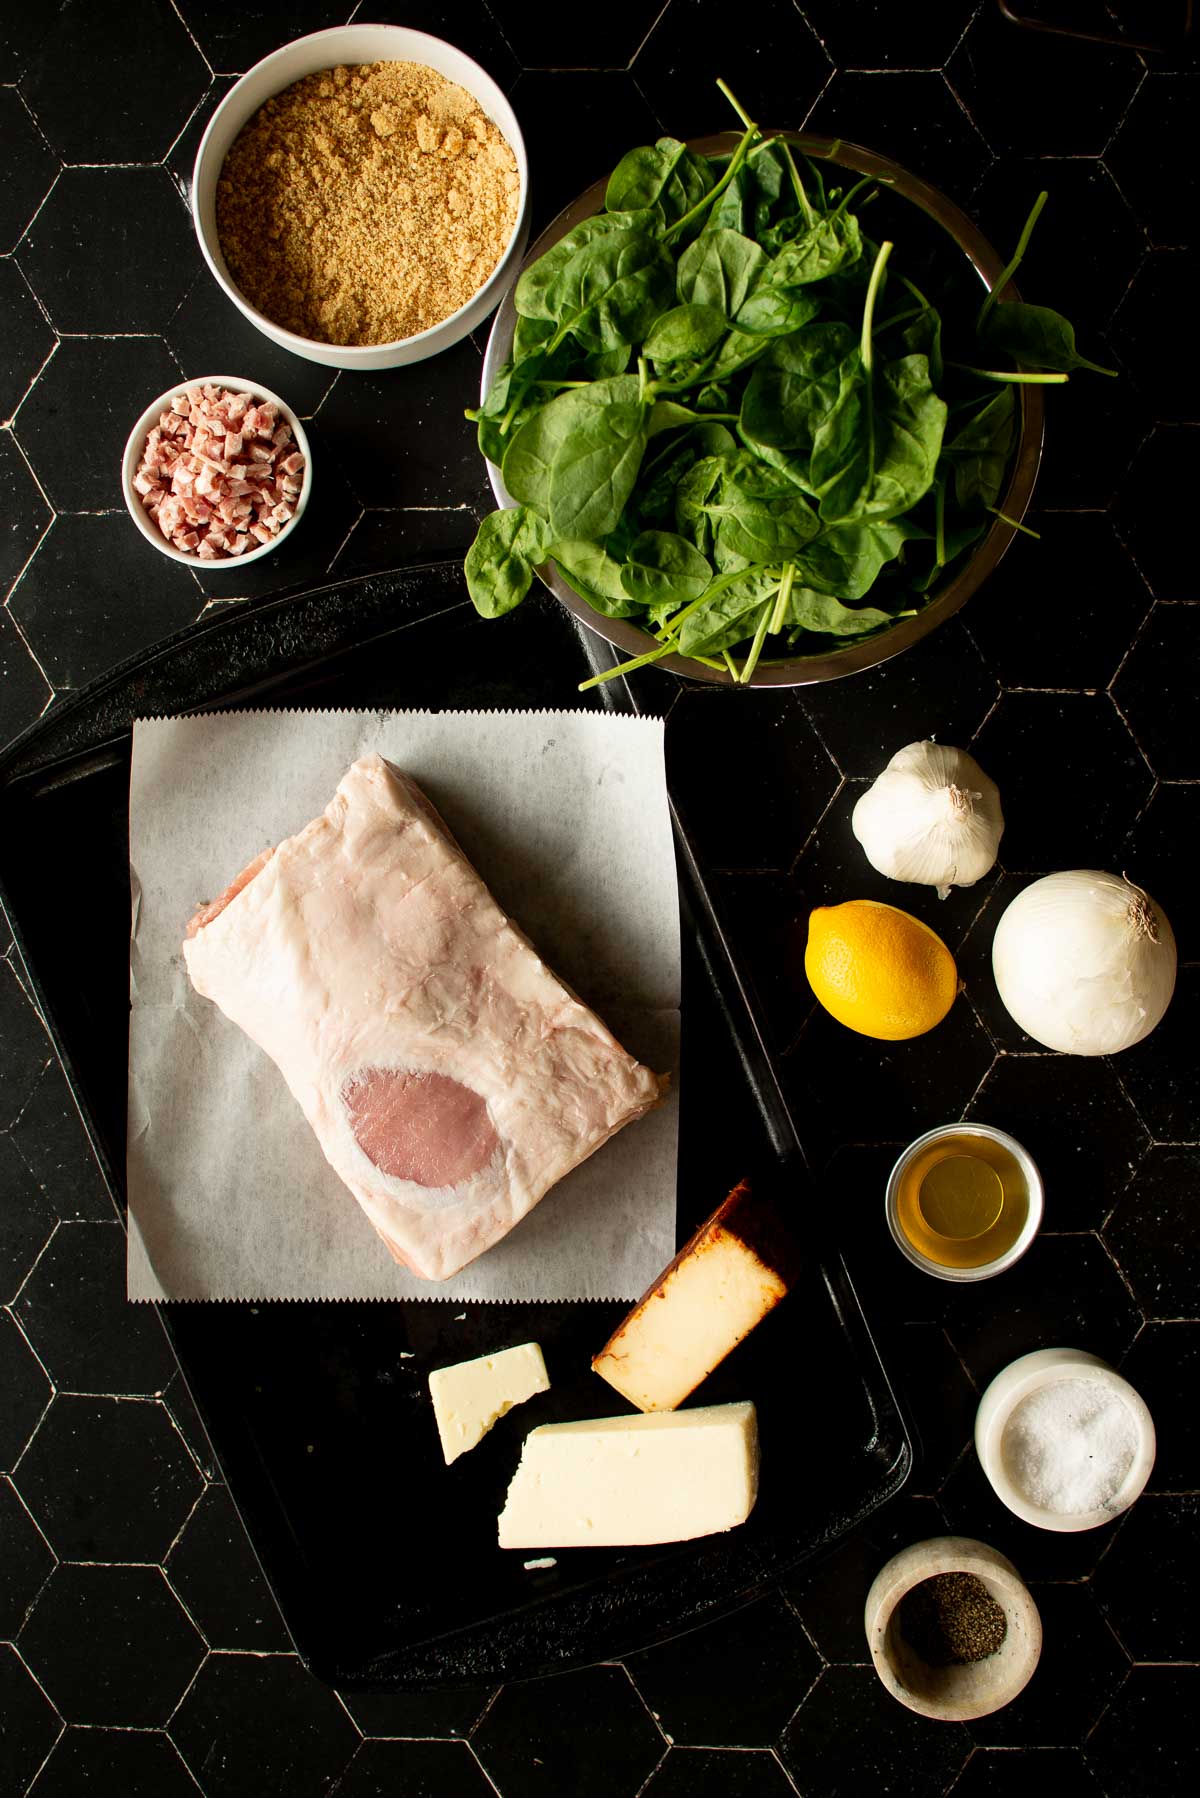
[886, 1124, 1043, 1282]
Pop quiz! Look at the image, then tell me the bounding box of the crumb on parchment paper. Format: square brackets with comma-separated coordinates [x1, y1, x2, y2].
[216, 61, 520, 347]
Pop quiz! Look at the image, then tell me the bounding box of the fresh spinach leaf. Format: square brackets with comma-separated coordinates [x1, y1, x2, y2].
[465, 507, 550, 619]
[795, 519, 911, 601]
[502, 376, 649, 541]
[980, 301, 1117, 376]
[644, 303, 727, 364]
[550, 537, 642, 616]
[540, 229, 677, 352]
[606, 137, 714, 228]
[785, 587, 899, 639]
[677, 566, 781, 655]
[677, 228, 767, 317]
[941, 386, 1017, 509]
[515, 210, 659, 319]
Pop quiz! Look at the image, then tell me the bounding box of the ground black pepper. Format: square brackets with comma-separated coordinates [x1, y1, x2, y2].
[897, 1572, 1008, 1666]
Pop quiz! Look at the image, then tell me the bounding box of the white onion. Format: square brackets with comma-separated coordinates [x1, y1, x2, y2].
[992, 871, 1176, 1056]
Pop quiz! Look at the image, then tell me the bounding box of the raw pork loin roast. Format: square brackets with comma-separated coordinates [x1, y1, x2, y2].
[183, 754, 664, 1280]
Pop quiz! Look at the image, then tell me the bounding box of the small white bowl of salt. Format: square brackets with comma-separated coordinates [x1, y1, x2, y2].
[975, 1348, 1156, 1532]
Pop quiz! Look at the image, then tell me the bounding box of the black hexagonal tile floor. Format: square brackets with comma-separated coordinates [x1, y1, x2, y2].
[625, 1593, 819, 1747]
[474, 1664, 663, 1798]
[20, 0, 208, 166]
[160, 1370, 218, 1484]
[784, 994, 995, 1166]
[780, 1663, 971, 1796]
[331, 505, 482, 580]
[882, 1323, 976, 1497]
[28, 1728, 201, 1796]
[964, 513, 1150, 694]
[1110, 251, 1200, 423]
[1104, 1146, 1200, 1319]
[7, 1057, 121, 1224]
[968, 1584, 1127, 1747]
[966, 1055, 1148, 1233]
[0, 1474, 54, 1639]
[350, 4, 520, 91]
[165, 1483, 290, 1652]
[943, 1232, 1141, 1388]
[0, 1642, 60, 1797]
[14, 1394, 202, 1563]
[14, 1220, 176, 1396]
[510, 70, 665, 231]
[333, 1738, 497, 1798]
[1085, 1666, 1200, 1798]
[806, 71, 991, 205]
[783, 1494, 946, 1665]
[0, 88, 58, 258]
[633, 0, 830, 144]
[0, 257, 54, 425]
[953, 1748, 1107, 1797]
[165, 275, 336, 421]
[17, 167, 195, 335]
[1120, 1322, 1199, 1493]
[0, 606, 53, 742]
[668, 689, 838, 871]
[164, 78, 236, 212]
[1033, 342, 1150, 511]
[1093, 1494, 1199, 1662]
[0, 429, 52, 600]
[704, 867, 812, 1057]
[954, 875, 1046, 1054]
[641, 1746, 798, 1797]
[8, 514, 201, 692]
[316, 339, 487, 511]
[803, 0, 975, 69]
[14, 337, 183, 514]
[494, 7, 663, 71]
[829, 1142, 951, 1330]
[1105, 72, 1198, 248]
[1113, 426, 1200, 600]
[1112, 603, 1199, 780]
[339, 1680, 496, 1743]
[796, 620, 997, 779]
[970, 158, 1145, 331]
[1119, 783, 1198, 961]
[0, 1307, 51, 1474]
[971, 694, 1152, 872]
[947, 5, 1143, 157]
[0, 1132, 56, 1305]
[1113, 965, 1198, 1147]
[170, 1652, 359, 1798]
[20, 1563, 204, 1727]
[180, 1, 372, 77]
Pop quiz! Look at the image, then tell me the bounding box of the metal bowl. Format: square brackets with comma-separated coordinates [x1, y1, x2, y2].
[481, 131, 1044, 688]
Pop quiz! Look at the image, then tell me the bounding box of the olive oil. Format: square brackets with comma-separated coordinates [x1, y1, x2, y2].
[888, 1126, 1039, 1277]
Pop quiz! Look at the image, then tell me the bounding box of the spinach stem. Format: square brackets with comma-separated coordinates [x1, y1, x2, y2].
[978, 190, 1049, 329]
[740, 600, 774, 683]
[722, 650, 739, 678]
[860, 240, 893, 373]
[875, 304, 927, 334]
[934, 476, 946, 568]
[578, 642, 677, 691]
[948, 362, 1069, 384]
[666, 91, 760, 243]
[833, 176, 874, 218]
[780, 141, 816, 228]
[987, 506, 1042, 539]
[770, 562, 795, 633]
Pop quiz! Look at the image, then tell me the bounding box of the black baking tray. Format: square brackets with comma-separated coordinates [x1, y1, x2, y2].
[0, 562, 911, 1687]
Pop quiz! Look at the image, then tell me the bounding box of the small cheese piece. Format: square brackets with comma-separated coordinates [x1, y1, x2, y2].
[429, 1342, 549, 1465]
[497, 1400, 759, 1548]
[592, 1180, 797, 1412]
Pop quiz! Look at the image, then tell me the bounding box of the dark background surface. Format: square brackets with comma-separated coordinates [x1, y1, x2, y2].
[1, 2, 1197, 1795]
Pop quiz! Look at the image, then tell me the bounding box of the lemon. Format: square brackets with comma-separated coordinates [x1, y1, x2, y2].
[805, 900, 958, 1040]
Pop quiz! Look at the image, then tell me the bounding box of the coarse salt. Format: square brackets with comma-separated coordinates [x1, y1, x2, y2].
[1000, 1377, 1138, 1514]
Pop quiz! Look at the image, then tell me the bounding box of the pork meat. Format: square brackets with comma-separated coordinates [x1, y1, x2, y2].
[182, 754, 664, 1280]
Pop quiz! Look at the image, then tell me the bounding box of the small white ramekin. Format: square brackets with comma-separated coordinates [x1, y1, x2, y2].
[121, 376, 312, 568]
[865, 1535, 1042, 1722]
[191, 25, 530, 371]
[975, 1348, 1156, 1533]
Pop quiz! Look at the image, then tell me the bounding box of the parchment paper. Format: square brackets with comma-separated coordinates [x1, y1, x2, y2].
[127, 709, 679, 1302]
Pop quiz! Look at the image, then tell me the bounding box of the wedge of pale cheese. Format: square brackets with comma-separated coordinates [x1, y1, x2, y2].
[497, 1399, 759, 1548]
[592, 1180, 796, 1411]
[429, 1342, 549, 1465]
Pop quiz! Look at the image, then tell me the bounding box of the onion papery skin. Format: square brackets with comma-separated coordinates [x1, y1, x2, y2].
[991, 870, 1177, 1056]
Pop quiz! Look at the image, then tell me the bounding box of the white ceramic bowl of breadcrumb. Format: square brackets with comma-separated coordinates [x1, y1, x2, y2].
[191, 25, 530, 371]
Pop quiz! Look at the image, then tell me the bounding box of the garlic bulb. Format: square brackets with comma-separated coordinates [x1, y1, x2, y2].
[992, 871, 1176, 1056]
[852, 741, 1004, 899]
